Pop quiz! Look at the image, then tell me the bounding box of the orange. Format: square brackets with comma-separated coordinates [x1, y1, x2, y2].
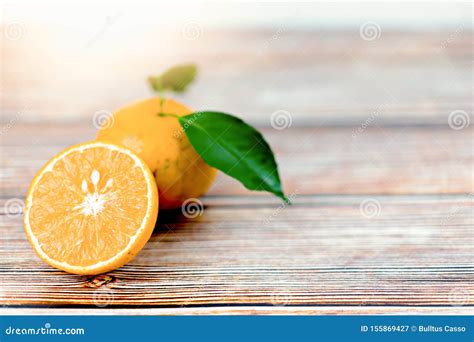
[96, 97, 217, 209]
[24, 141, 158, 275]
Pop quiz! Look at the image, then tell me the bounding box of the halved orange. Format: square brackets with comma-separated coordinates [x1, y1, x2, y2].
[24, 141, 158, 275]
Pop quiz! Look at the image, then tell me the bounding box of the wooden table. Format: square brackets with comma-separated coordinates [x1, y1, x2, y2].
[1, 22, 473, 314]
[0, 122, 472, 315]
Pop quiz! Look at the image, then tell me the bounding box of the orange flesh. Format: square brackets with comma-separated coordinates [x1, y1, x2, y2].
[25, 142, 158, 274]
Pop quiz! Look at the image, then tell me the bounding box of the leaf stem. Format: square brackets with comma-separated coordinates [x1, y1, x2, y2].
[158, 112, 180, 119]
[159, 87, 164, 113]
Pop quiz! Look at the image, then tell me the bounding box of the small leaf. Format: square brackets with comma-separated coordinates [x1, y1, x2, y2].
[148, 64, 197, 93]
[178, 111, 288, 203]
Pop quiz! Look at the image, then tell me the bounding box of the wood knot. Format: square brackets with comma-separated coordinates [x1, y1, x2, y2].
[84, 274, 115, 288]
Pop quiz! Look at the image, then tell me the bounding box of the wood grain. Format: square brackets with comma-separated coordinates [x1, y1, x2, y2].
[1, 29, 472, 125]
[1, 307, 473, 316]
[0, 121, 472, 312]
[0, 196, 474, 306]
[1, 124, 473, 197]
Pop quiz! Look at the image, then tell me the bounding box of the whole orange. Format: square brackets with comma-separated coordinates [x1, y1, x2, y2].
[96, 97, 217, 209]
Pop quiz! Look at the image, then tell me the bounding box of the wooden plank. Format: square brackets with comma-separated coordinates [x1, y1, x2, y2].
[1, 30, 472, 125]
[0, 122, 472, 311]
[1, 307, 473, 316]
[0, 194, 472, 307]
[1, 124, 472, 197]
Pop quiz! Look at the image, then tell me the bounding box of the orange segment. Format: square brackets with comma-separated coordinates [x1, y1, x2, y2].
[24, 141, 158, 275]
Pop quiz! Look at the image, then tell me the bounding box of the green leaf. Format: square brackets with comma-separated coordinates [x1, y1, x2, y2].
[148, 64, 197, 93]
[178, 111, 289, 203]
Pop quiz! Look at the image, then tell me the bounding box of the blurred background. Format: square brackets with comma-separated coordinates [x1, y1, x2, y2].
[1, 1, 472, 126]
[0, 1, 472, 313]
